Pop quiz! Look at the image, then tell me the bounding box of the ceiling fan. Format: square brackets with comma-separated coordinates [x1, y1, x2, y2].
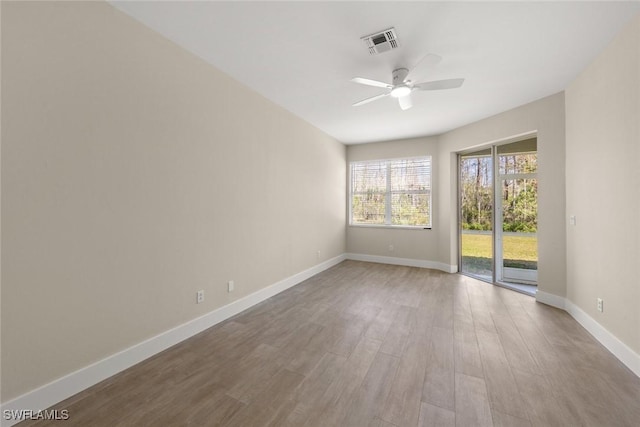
[351, 54, 465, 111]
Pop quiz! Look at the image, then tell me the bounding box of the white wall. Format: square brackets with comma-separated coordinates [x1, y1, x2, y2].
[565, 14, 640, 354]
[1, 1, 345, 401]
[346, 137, 444, 269]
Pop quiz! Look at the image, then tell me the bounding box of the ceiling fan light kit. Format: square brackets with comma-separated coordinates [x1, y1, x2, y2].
[390, 85, 411, 98]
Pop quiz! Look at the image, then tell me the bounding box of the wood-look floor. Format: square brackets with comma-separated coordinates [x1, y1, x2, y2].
[21, 261, 640, 426]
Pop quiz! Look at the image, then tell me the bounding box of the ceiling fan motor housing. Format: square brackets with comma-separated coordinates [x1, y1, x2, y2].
[392, 68, 410, 85]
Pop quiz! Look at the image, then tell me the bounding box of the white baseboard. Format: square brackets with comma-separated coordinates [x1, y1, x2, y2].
[0, 254, 346, 427]
[564, 299, 640, 378]
[536, 292, 640, 379]
[535, 290, 566, 309]
[345, 253, 456, 273]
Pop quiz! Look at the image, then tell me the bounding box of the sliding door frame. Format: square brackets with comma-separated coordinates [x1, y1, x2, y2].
[457, 131, 538, 293]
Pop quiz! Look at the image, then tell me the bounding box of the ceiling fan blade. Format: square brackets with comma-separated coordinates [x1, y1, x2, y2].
[407, 53, 442, 80]
[413, 78, 465, 91]
[352, 92, 390, 107]
[351, 77, 392, 89]
[398, 94, 413, 111]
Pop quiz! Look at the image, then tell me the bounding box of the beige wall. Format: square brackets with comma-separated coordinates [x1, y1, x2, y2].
[1, 1, 345, 401]
[346, 137, 440, 265]
[437, 93, 566, 298]
[565, 14, 640, 354]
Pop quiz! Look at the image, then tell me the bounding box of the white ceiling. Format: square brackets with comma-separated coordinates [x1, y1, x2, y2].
[110, 1, 640, 144]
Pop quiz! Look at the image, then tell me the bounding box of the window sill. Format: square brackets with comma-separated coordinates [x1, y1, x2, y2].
[348, 224, 432, 231]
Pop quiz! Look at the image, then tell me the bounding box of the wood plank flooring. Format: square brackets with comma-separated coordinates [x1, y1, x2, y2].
[20, 261, 640, 426]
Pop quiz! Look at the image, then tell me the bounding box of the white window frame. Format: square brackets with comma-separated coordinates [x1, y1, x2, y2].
[348, 156, 432, 229]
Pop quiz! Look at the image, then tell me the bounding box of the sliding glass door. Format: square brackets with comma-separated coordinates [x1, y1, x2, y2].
[496, 142, 538, 285]
[459, 149, 493, 281]
[459, 138, 538, 293]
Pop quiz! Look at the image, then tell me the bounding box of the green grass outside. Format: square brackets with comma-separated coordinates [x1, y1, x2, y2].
[461, 233, 537, 274]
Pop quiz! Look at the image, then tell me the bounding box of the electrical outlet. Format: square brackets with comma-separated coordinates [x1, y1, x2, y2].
[196, 290, 204, 304]
[569, 215, 577, 226]
[228, 280, 234, 293]
[388, 244, 394, 252]
[316, 250, 321, 260]
[597, 298, 603, 312]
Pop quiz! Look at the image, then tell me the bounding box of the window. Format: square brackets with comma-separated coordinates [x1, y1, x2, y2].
[350, 156, 432, 227]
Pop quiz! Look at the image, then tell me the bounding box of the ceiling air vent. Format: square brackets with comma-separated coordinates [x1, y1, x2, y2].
[361, 28, 399, 55]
